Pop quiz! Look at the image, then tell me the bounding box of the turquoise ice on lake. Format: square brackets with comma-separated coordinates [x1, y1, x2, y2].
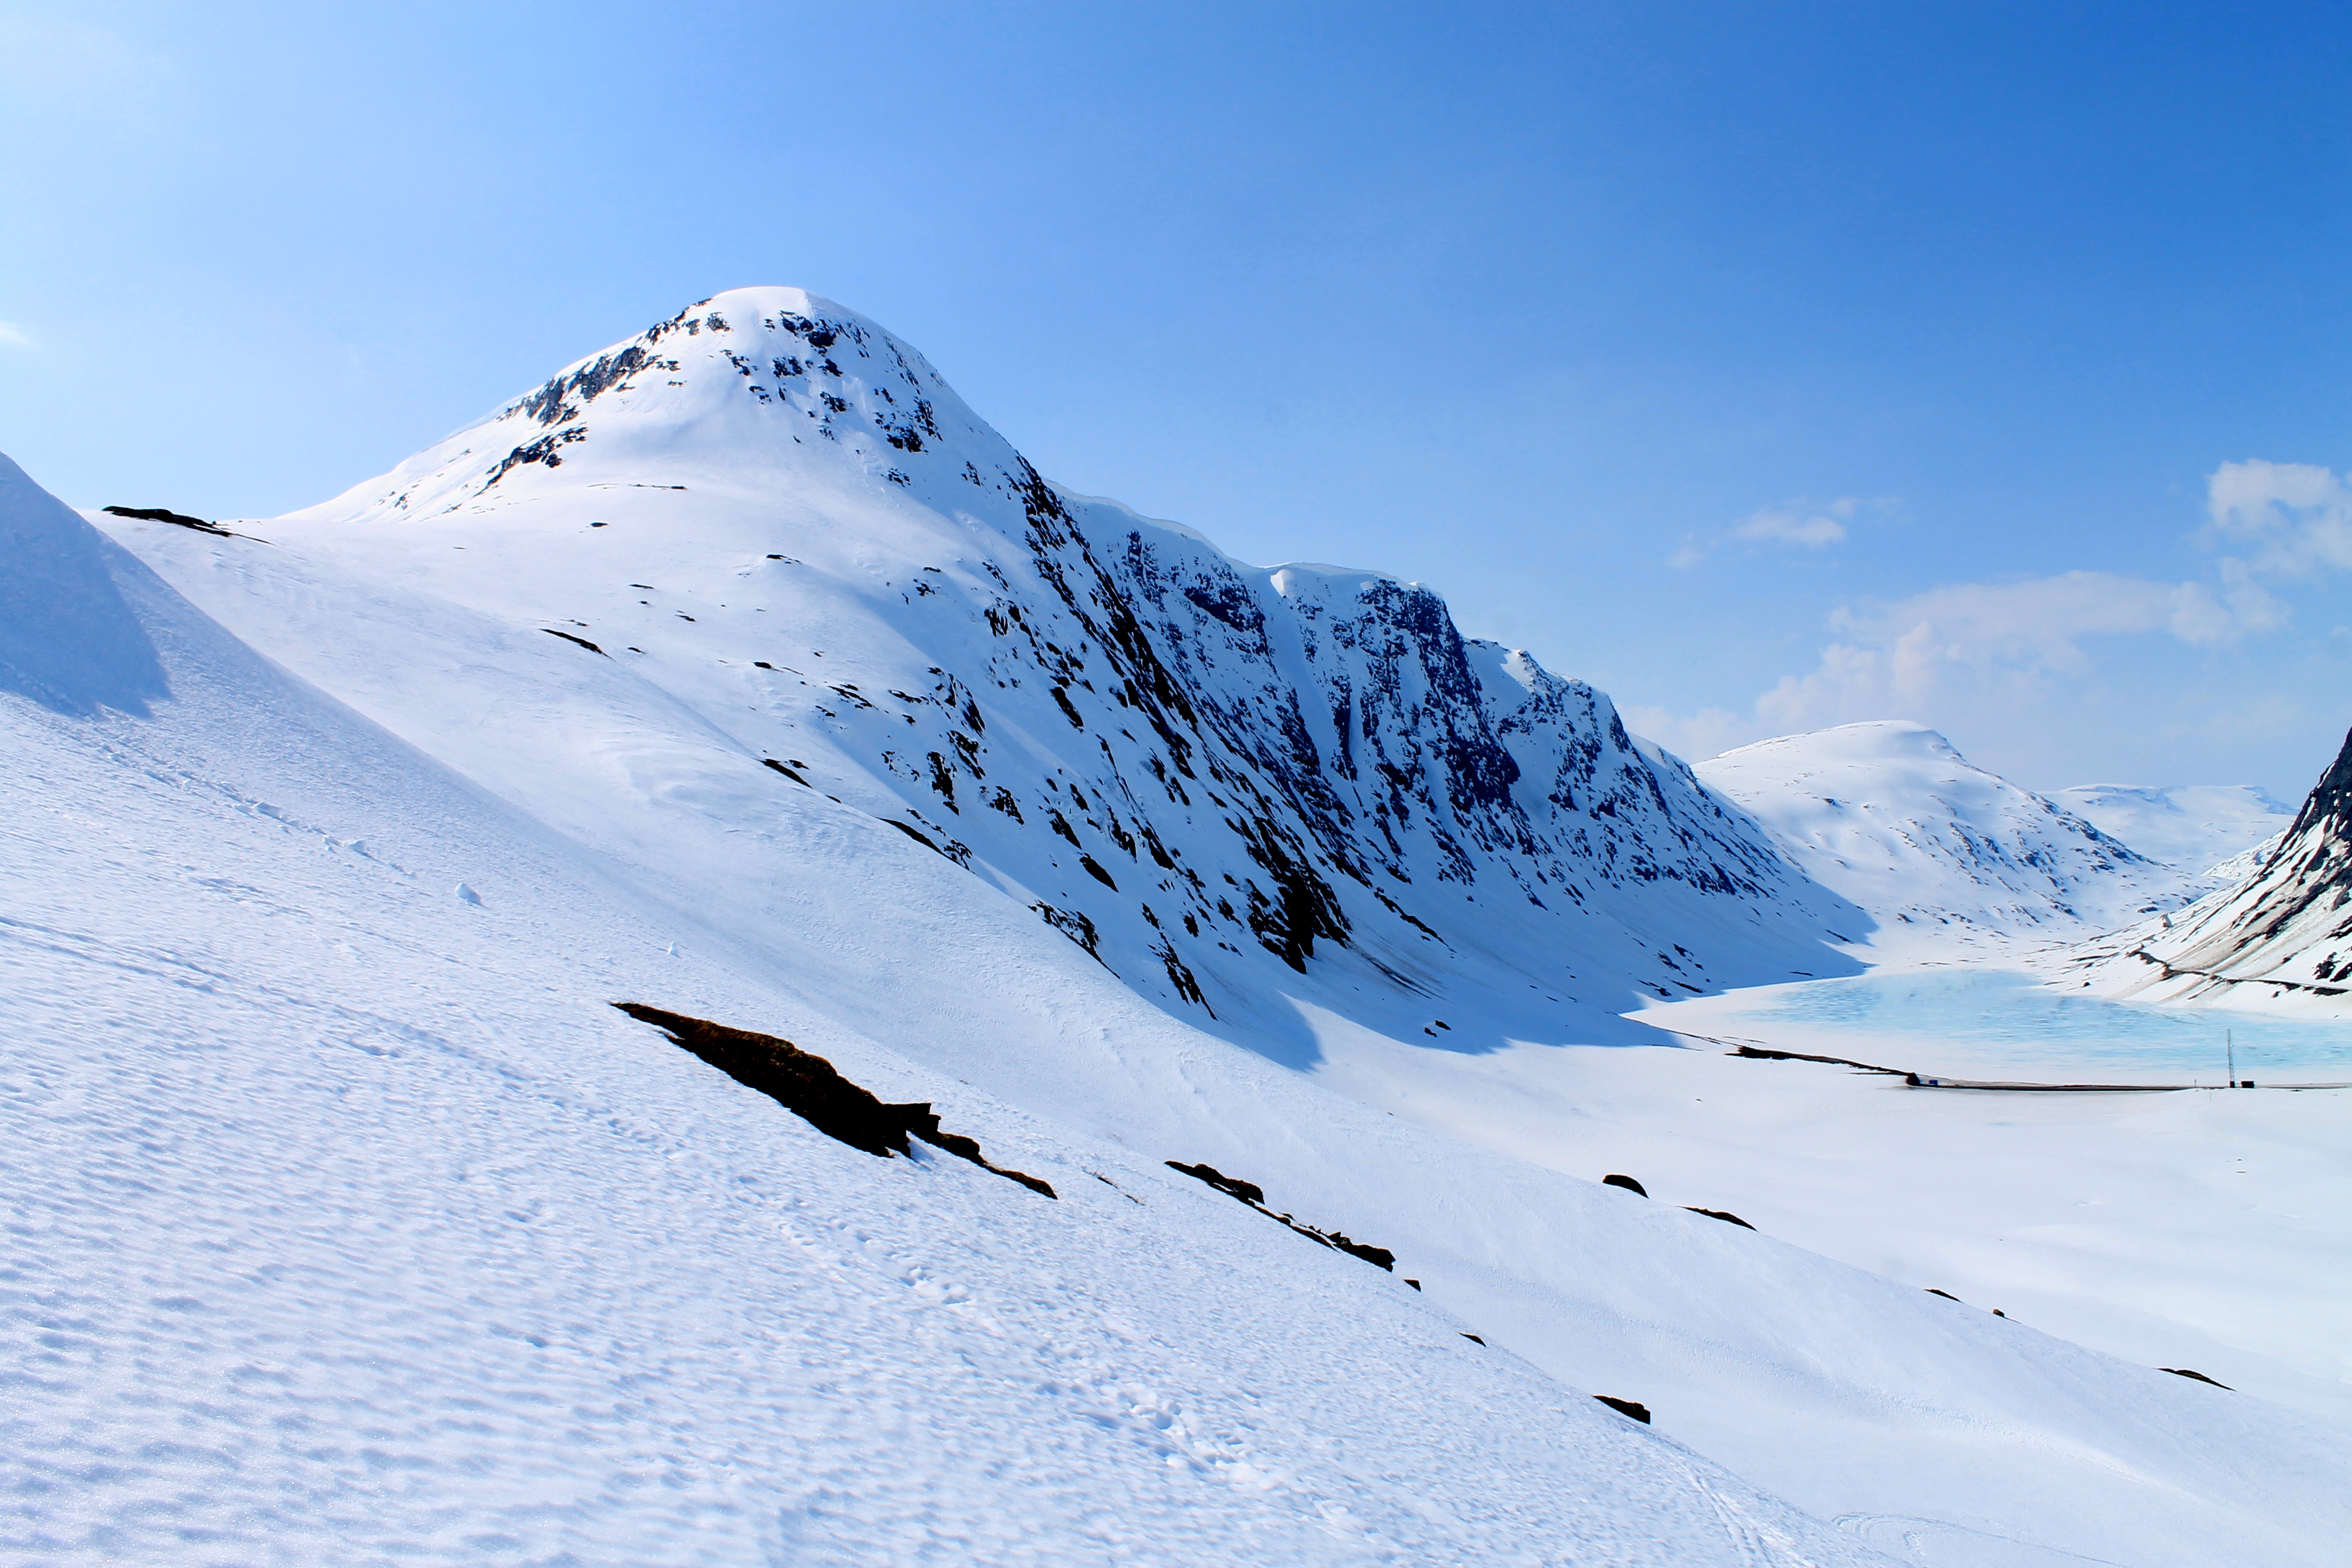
[1694, 968, 2352, 1079]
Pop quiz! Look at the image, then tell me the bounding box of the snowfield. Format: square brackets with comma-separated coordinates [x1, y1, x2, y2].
[2051, 783, 2292, 881]
[9, 287, 2352, 1566]
[9, 451, 1906, 1565]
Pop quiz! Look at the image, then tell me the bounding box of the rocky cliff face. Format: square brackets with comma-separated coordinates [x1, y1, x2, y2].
[182, 287, 1860, 1047]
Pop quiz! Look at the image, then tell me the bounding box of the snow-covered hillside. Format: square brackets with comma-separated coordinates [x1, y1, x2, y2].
[2061, 728, 2352, 1012]
[17, 445, 2352, 1567]
[9, 451, 1923, 1564]
[1696, 721, 2193, 958]
[18, 285, 2352, 1566]
[2052, 782, 2293, 879]
[105, 287, 1858, 1059]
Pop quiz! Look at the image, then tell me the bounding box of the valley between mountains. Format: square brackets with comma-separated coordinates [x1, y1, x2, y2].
[7, 288, 2348, 1567]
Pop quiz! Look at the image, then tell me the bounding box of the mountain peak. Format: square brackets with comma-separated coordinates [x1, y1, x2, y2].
[1713, 720, 1953, 766]
[189, 291, 1874, 1049]
[2286, 726, 2352, 841]
[293, 288, 1030, 534]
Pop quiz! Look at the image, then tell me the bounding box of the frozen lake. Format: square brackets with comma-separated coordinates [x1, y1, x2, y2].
[1640, 967, 2352, 1082]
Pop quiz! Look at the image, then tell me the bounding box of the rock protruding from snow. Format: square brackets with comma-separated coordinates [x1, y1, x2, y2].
[2062, 728, 2352, 1006]
[1696, 721, 2193, 956]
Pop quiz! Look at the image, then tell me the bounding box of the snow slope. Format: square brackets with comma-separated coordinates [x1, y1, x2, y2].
[2052, 782, 2293, 879]
[20, 448, 2352, 1568]
[9, 448, 1920, 1564]
[19, 279, 2352, 1566]
[117, 286, 1856, 1066]
[1697, 722, 2190, 958]
[2060, 728, 2352, 1014]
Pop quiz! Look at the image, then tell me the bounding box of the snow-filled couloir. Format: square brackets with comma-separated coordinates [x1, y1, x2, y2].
[105, 287, 1862, 1058]
[1695, 721, 2196, 959]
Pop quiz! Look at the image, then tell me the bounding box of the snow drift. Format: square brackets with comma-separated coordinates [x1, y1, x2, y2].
[0, 455, 169, 717]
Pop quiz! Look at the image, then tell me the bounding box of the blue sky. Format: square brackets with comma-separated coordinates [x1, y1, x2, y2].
[4, 1, 2348, 795]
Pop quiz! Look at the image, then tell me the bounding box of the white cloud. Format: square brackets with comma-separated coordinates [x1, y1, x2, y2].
[1753, 570, 2280, 734]
[1636, 459, 2344, 770]
[0, 322, 33, 350]
[1730, 498, 1856, 548]
[1669, 496, 1877, 568]
[1632, 564, 2286, 762]
[2205, 459, 2352, 578]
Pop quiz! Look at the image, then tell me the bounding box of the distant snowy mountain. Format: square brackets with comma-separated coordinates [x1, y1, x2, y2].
[102, 286, 1859, 1057]
[1695, 721, 2193, 956]
[2061, 728, 2352, 1011]
[2051, 782, 2293, 878]
[2199, 829, 2287, 885]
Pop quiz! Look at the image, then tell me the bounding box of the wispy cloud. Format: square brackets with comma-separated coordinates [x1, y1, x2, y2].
[0, 322, 34, 350]
[1749, 569, 2281, 735]
[1732, 498, 1858, 548]
[1669, 496, 1879, 568]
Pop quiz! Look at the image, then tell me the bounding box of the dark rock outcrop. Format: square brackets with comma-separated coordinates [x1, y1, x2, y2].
[102, 504, 230, 536]
[2162, 1367, 2231, 1390]
[614, 1002, 1053, 1196]
[1165, 1159, 1397, 1270]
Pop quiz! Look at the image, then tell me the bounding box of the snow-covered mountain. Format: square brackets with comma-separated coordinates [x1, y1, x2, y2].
[104, 287, 1859, 1058]
[2199, 829, 2287, 885]
[1695, 721, 2192, 957]
[2051, 782, 2293, 879]
[17, 410, 2352, 1565]
[18, 285, 2352, 1568]
[12, 449, 1921, 1564]
[2061, 728, 2352, 1010]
